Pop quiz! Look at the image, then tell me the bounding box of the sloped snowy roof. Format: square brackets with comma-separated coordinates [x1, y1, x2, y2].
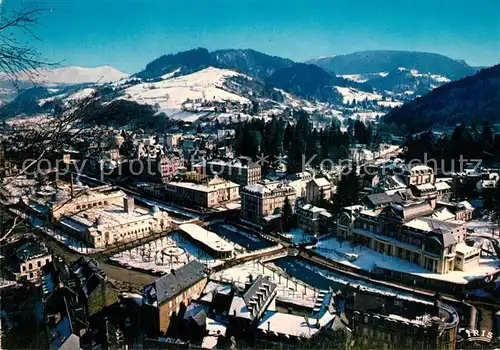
[458, 201, 474, 211]
[179, 223, 234, 253]
[455, 242, 479, 256]
[257, 311, 319, 338]
[431, 207, 456, 221]
[435, 182, 451, 191]
[311, 177, 330, 187]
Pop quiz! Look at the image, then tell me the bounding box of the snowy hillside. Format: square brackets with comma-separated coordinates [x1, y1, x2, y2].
[339, 68, 451, 94]
[340, 72, 389, 83]
[0, 66, 129, 87]
[335, 86, 382, 104]
[120, 67, 252, 115]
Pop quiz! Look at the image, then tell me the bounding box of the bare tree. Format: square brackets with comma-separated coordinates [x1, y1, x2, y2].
[0, 4, 57, 85]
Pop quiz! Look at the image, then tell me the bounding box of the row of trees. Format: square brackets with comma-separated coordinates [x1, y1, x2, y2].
[405, 123, 500, 168]
[234, 110, 385, 175]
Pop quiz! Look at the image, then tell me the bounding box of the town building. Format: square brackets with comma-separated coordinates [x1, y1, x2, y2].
[286, 171, 314, 199]
[26, 186, 171, 248]
[350, 201, 481, 274]
[142, 261, 208, 334]
[41, 257, 113, 349]
[136, 154, 185, 183]
[336, 205, 365, 240]
[166, 176, 240, 209]
[296, 204, 334, 236]
[195, 159, 261, 186]
[166, 133, 183, 148]
[306, 177, 332, 204]
[409, 165, 435, 186]
[240, 181, 297, 225]
[3, 237, 52, 284]
[256, 289, 339, 344]
[374, 163, 437, 194]
[435, 181, 452, 200]
[341, 289, 459, 350]
[436, 201, 475, 221]
[228, 275, 278, 335]
[362, 192, 403, 209]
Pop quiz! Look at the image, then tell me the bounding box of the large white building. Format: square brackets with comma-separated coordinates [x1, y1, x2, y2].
[30, 186, 171, 248]
[166, 176, 240, 208]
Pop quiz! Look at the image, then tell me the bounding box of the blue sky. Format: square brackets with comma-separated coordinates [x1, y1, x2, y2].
[3, 0, 499, 73]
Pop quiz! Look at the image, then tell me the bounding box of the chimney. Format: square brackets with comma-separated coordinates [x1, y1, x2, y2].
[124, 196, 134, 214]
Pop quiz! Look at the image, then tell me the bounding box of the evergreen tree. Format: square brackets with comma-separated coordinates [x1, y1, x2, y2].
[333, 164, 359, 213]
[263, 117, 278, 157]
[119, 136, 135, 157]
[275, 118, 286, 156]
[196, 124, 203, 134]
[251, 101, 260, 115]
[283, 123, 294, 151]
[282, 196, 294, 231]
[234, 122, 244, 156]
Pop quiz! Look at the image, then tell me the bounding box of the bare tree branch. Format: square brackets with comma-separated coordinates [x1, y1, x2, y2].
[0, 5, 58, 86]
[0, 215, 20, 242]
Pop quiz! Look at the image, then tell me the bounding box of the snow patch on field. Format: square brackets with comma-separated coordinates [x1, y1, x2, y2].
[430, 74, 451, 83]
[335, 86, 382, 104]
[340, 74, 369, 83]
[377, 100, 403, 108]
[66, 87, 96, 101]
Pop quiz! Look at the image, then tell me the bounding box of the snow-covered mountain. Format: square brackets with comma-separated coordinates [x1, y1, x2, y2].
[307, 50, 477, 79]
[1, 48, 488, 127]
[339, 68, 453, 95]
[385, 64, 500, 131]
[308, 50, 478, 95]
[121, 67, 253, 114]
[9, 66, 129, 86]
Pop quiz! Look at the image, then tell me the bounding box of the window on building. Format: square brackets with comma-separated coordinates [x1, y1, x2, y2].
[28, 263, 32, 270]
[29, 272, 33, 279]
[22, 265, 26, 272]
[37, 261, 41, 267]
